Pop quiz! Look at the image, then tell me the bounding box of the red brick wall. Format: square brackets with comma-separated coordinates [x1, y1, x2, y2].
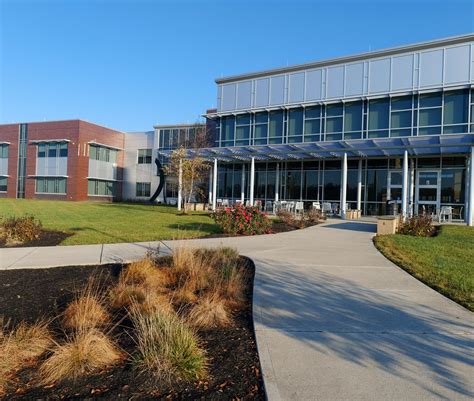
[0, 124, 19, 198]
[0, 120, 125, 201]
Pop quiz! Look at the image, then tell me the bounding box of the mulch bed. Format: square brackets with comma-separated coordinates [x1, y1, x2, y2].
[0, 230, 72, 248]
[0, 259, 265, 400]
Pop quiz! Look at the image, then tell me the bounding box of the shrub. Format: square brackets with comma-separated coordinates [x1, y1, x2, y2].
[0, 215, 42, 244]
[211, 205, 271, 235]
[276, 209, 297, 227]
[0, 320, 52, 393]
[130, 307, 207, 383]
[305, 208, 325, 224]
[397, 215, 435, 237]
[63, 280, 110, 331]
[40, 329, 122, 384]
[121, 256, 170, 290]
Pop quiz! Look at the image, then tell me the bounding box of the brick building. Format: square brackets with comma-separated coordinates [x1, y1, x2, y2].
[0, 120, 124, 201]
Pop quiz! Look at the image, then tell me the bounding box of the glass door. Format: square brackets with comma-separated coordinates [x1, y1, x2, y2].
[416, 170, 440, 216]
[387, 171, 403, 214]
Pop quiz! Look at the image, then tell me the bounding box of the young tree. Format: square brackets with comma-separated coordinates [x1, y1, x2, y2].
[164, 123, 213, 214]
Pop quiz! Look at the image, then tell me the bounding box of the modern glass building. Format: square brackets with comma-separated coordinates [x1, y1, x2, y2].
[158, 34, 474, 225]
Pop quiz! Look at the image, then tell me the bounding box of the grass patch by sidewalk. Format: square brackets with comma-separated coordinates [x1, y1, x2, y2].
[0, 199, 220, 246]
[374, 225, 474, 311]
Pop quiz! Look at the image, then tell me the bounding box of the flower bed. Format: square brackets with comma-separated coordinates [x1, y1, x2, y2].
[211, 205, 272, 235]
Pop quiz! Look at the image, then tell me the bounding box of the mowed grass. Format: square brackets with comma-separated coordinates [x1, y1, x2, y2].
[0, 199, 220, 245]
[374, 225, 474, 311]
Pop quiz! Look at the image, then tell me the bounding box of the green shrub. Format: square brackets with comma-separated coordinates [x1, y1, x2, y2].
[211, 205, 271, 235]
[0, 215, 42, 243]
[397, 215, 435, 237]
[130, 308, 207, 382]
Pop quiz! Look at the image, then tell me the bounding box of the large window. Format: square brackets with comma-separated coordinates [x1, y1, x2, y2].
[325, 104, 343, 141]
[0, 144, 8, 179]
[418, 92, 442, 135]
[138, 149, 152, 164]
[254, 113, 268, 145]
[443, 90, 468, 134]
[343, 102, 363, 140]
[89, 145, 117, 163]
[304, 106, 321, 142]
[88, 179, 116, 196]
[36, 142, 68, 176]
[390, 95, 413, 137]
[269, 111, 284, 144]
[1, 144, 9, 158]
[136, 182, 151, 197]
[368, 98, 389, 138]
[235, 115, 251, 146]
[35, 177, 67, 194]
[288, 109, 303, 143]
[221, 116, 235, 146]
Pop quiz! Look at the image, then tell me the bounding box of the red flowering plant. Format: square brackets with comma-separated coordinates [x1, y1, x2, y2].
[211, 204, 272, 235]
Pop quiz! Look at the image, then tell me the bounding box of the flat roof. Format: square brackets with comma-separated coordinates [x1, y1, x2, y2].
[215, 33, 474, 84]
[154, 123, 205, 129]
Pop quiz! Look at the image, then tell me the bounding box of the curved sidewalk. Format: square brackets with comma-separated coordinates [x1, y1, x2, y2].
[1, 220, 473, 400]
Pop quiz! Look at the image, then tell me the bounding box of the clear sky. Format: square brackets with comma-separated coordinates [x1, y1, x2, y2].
[0, 0, 473, 132]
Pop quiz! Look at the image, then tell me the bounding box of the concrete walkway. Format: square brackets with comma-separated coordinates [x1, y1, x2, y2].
[1, 220, 473, 400]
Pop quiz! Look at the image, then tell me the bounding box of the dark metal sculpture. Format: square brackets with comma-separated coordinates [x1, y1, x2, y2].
[150, 157, 166, 203]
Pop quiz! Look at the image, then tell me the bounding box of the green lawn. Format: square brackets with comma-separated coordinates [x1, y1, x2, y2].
[0, 199, 220, 246]
[374, 225, 474, 311]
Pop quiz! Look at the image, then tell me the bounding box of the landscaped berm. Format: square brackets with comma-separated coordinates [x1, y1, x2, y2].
[0, 199, 220, 246]
[0, 247, 264, 399]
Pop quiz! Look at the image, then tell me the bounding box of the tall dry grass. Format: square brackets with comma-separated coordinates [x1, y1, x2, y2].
[62, 279, 110, 331]
[0, 319, 52, 394]
[40, 328, 123, 384]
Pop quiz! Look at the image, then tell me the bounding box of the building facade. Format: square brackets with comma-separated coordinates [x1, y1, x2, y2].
[0, 120, 124, 201]
[158, 34, 474, 224]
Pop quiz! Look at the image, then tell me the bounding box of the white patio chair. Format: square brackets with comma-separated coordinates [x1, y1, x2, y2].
[216, 198, 223, 207]
[439, 206, 453, 223]
[322, 202, 332, 215]
[295, 201, 304, 216]
[222, 199, 229, 207]
[264, 200, 273, 213]
[312, 201, 321, 210]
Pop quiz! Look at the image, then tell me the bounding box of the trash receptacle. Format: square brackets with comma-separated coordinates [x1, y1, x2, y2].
[376, 216, 399, 235]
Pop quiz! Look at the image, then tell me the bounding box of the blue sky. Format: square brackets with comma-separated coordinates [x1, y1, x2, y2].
[0, 0, 473, 132]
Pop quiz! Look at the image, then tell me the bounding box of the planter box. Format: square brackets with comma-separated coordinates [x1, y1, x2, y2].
[194, 203, 205, 211]
[377, 216, 399, 235]
[345, 209, 361, 220]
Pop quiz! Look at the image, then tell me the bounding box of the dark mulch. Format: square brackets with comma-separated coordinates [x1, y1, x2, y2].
[0, 259, 265, 400]
[0, 230, 72, 248]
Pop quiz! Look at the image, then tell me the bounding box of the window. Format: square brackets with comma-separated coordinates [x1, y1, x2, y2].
[37, 142, 67, 158]
[89, 145, 117, 163]
[418, 92, 442, 135]
[160, 129, 171, 149]
[288, 108, 303, 143]
[0, 177, 6, 192]
[325, 104, 343, 141]
[254, 112, 268, 145]
[390, 96, 413, 137]
[36, 142, 68, 176]
[269, 111, 284, 144]
[138, 149, 152, 164]
[304, 106, 321, 142]
[443, 90, 468, 134]
[136, 182, 151, 197]
[35, 177, 67, 194]
[87, 179, 116, 196]
[471, 89, 474, 133]
[343, 102, 362, 140]
[235, 114, 251, 146]
[221, 116, 235, 146]
[1, 144, 9, 159]
[368, 98, 389, 138]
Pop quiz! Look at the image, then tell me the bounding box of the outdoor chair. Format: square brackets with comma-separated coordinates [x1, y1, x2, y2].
[312, 201, 321, 210]
[295, 201, 304, 216]
[331, 203, 339, 215]
[452, 206, 464, 221]
[439, 206, 453, 223]
[322, 202, 332, 215]
[264, 200, 273, 213]
[222, 199, 229, 207]
[216, 198, 223, 207]
[286, 201, 295, 213]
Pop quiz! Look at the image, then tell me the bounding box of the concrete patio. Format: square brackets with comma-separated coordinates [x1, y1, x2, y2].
[1, 219, 473, 400]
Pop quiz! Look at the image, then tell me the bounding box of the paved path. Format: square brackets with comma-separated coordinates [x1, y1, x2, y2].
[1, 220, 473, 400]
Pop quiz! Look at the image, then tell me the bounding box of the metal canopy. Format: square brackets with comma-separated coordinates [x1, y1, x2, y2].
[157, 134, 474, 162]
